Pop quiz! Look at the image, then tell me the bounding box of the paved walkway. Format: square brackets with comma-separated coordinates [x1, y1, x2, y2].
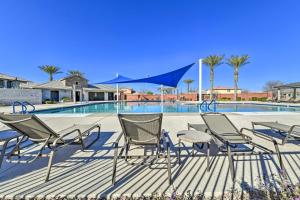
[0, 113, 300, 199]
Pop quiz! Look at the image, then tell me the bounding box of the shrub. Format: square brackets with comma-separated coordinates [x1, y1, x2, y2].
[258, 97, 268, 102]
[61, 97, 71, 102]
[218, 97, 230, 101]
[45, 100, 57, 104]
[236, 97, 242, 101]
[252, 97, 258, 101]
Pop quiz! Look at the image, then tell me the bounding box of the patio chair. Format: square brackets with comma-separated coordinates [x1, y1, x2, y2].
[112, 113, 172, 185]
[0, 113, 101, 182]
[200, 113, 284, 181]
[252, 121, 300, 145]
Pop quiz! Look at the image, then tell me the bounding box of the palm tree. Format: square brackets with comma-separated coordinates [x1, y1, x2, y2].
[203, 55, 224, 100]
[227, 55, 250, 101]
[183, 79, 194, 93]
[39, 65, 62, 81]
[67, 70, 84, 77]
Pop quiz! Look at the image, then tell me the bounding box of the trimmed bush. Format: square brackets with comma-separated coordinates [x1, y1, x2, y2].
[252, 97, 258, 101]
[61, 97, 71, 102]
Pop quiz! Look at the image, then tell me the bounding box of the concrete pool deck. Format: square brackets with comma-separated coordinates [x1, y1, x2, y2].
[0, 112, 300, 199]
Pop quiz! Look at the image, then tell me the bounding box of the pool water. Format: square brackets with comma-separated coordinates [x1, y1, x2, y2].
[33, 101, 300, 114]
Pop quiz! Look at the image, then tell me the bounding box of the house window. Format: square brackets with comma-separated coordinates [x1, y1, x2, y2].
[227, 89, 231, 92]
[7, 81, 12, 88]
[75, 82, 79, 85]
[0, 80, 4, 88]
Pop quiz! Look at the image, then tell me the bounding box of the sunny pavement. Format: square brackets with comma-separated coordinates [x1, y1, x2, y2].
[0, 112, 300, 199]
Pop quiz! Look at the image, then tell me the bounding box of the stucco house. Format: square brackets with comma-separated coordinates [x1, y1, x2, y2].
[206, 86, 242, 95]
[0, 73, 42, 105]
[274, 82, 300, 102]
[25, 74, 116, 102]
[0, 73, 31, 88]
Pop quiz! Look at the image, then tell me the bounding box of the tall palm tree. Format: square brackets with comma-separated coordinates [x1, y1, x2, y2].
[67, 70, 85, 77]
[183, 79, 194, 93]
[203, 55, 224, 100]
[39, 65, 62, 81]
[227, 55, 250, 101]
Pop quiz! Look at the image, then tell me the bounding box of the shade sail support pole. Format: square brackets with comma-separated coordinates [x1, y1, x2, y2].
[198, 59, 202, 113]
[116, 73, 119, 114]
[198, 59, 202, 103]
[161, 84, 163, 113]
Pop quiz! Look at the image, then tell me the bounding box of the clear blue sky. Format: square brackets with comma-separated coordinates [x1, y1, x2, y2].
[0, 0, 300, 92]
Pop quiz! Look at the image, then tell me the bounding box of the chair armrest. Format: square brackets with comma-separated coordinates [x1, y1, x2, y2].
[241, 127, 279, 143]
[239, 128, 253, 140]
[209, 130, 227, 144]
[289, 125, 300, 133]
[53, 129, 81, 147]
[113, 132, 124, 148]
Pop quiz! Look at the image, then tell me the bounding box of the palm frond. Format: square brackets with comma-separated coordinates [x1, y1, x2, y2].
[68, 70, 85, 77]
[226, 55, 250, 68]
[202, 55, 224, 69]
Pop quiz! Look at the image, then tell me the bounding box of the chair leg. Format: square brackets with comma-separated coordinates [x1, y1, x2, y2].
[227, 144, 235, 181]
[45, 148, 56, 182]
[80, 134, 85, 151]
[0, 140, 9, 169]
[206, 143, 210, 172]
[273, 140, 284, 170]
[192, 143, 195, 157]
[125, 143, 129, 162]
[178, 139, 181, 164]
[85, 125, 101, 149]
[167, 145, 172, 185]
[112, 145, 118, 185]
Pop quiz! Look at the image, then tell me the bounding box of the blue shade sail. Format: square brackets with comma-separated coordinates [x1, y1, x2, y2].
[97, 63, 195, 87]
[97, 75, 133, 84]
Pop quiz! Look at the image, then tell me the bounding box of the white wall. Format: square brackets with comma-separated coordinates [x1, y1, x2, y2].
[0, 88, 42, 105]
[59, 90, 72, 100]
[42, 90, 51, 100]
[42, 89, 72, 102]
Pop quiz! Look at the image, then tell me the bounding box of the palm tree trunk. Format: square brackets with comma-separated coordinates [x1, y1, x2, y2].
[210, 67, 214, 100]
[50, 73, 53, 81]
[234, 69, 238, 101]
[187, 83, 190, 93]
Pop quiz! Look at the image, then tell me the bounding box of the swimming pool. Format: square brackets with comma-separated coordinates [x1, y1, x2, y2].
[33, 101, 300, 114]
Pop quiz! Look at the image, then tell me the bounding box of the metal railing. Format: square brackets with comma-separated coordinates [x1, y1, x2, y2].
[199, 100, 208, 112]
[22, 101, 36, 112]
[208, 99, 217, 112]
[12, 101, 35, 114]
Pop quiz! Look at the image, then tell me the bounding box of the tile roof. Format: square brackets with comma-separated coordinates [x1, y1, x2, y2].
[274, 82, 300, 89]
[0, 73, 29, 82]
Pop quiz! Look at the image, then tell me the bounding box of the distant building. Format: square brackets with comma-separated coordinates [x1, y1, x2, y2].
[274, 82, 300, 102]
[0, 73, 41, 105]
[0, 73, 31, 89]
[206, 86, 242, 95]
[25, 74, 116, 102]
[120, 87, 135, 94]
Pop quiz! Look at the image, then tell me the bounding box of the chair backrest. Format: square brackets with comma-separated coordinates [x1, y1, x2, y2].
[201, 113, 240, 137]
[0, 113, 59, 142]
[118, 113, 163, 145]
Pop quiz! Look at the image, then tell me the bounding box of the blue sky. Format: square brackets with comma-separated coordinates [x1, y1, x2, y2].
[0, 0, 300, 92]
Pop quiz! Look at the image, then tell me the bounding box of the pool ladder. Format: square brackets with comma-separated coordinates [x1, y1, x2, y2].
[12, 101, 36, 114]
[200, 100, 217, 112]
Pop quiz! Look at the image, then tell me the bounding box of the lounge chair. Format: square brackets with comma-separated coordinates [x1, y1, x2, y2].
[252, 121, 300, 145]
[0, 113, 101, 182]
[112, 113, 172, 185]
[200, 113, 283, 181]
